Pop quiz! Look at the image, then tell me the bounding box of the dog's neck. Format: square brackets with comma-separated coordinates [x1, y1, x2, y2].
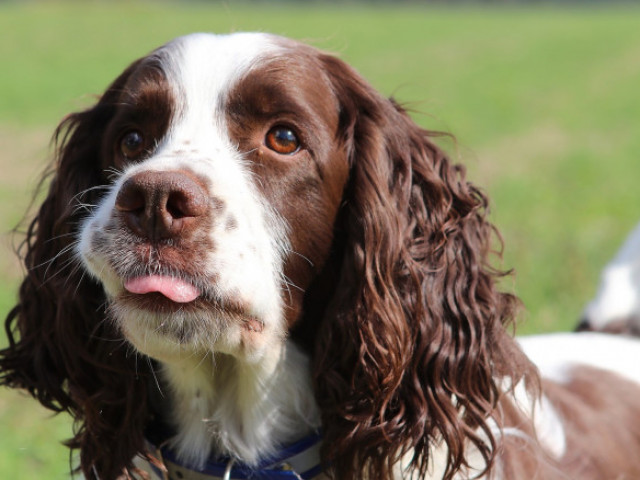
[159, 341, 320, 468]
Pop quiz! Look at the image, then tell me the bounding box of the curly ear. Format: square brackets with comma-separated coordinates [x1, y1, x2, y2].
[314, 56, 532, 480]
[0, 61, 151, 479]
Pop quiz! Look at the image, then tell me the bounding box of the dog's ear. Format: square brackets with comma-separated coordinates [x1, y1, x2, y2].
[0, 60, 152, 479]
[313, 54, 531, 480]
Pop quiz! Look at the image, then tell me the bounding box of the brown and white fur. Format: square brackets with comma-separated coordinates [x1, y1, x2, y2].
[2, 33, 640, 480]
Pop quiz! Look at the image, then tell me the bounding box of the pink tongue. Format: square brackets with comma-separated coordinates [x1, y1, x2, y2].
[124, 276, 200, 303]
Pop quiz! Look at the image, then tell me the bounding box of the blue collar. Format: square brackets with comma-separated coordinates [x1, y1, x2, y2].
[143, 432, 324, 480]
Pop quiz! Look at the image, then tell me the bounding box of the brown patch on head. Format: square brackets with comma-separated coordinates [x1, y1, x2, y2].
[101, 56, 175, 173]
[225, 43, 350, 329]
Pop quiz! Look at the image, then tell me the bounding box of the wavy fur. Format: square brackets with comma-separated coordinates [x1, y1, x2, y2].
[312, 54, 531, 480]
[0, 62, 152, 479]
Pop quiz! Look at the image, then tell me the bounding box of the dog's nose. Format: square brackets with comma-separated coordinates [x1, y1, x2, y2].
[115, 171, 208, 242]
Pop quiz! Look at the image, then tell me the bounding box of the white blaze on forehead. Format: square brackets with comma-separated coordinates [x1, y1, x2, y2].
[159, 32, 281, 130]
[153, 33, 289, 345]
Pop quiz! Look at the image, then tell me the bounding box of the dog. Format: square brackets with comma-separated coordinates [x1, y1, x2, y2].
[2, 33, 640, 480]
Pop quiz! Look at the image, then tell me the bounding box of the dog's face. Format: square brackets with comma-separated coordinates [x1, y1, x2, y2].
[77, 33, 349, 363]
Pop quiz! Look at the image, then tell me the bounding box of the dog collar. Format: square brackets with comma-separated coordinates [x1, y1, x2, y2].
[141, 432, 324, 480]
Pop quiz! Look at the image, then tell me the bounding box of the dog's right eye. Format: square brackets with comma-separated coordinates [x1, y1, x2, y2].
[120, 130, 145, 159]
[265, 126, 300, 155]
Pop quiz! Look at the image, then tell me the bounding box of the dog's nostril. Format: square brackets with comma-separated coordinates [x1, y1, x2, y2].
[115, 183, 146, 214]
[166, 192, 187, 219]
[166, 190, 205, 219]
[115, 171, 208, 241]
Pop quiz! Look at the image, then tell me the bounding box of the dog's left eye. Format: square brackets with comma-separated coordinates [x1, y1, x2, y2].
[120, 130, 146, 159]
[265, 126, 300, 155]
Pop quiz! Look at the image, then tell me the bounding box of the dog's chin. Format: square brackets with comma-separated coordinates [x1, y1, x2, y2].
[110, 293, 277, 364]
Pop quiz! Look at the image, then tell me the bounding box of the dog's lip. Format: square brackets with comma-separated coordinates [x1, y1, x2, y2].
[124, 275, 201, 303]
[119, 274, 265, 333]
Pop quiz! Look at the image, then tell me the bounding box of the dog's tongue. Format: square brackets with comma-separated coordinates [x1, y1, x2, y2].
[124, 276, 200, 303]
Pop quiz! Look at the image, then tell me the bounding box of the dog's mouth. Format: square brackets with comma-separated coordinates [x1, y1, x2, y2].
[119, 274, 203, 315]
[119, 274, 264, 333]
[124, 275, 201, 303]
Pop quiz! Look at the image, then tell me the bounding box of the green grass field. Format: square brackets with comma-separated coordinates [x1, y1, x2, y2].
[1, 2, 639, 477]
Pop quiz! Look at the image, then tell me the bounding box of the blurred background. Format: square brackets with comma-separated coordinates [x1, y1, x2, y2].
[1, 0, 639, 477]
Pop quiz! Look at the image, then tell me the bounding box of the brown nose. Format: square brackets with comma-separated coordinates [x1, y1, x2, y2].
[115, 171, 208, 242]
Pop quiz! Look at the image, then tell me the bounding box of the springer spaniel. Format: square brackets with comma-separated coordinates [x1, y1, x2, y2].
[577, 221, 640, 335]
[2, 33, 640, 480]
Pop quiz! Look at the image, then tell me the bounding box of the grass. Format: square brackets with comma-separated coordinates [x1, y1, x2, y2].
[1, 1, 640, 477]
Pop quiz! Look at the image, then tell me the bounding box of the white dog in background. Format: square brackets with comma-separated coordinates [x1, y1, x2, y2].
[578, 222, 640, 335]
